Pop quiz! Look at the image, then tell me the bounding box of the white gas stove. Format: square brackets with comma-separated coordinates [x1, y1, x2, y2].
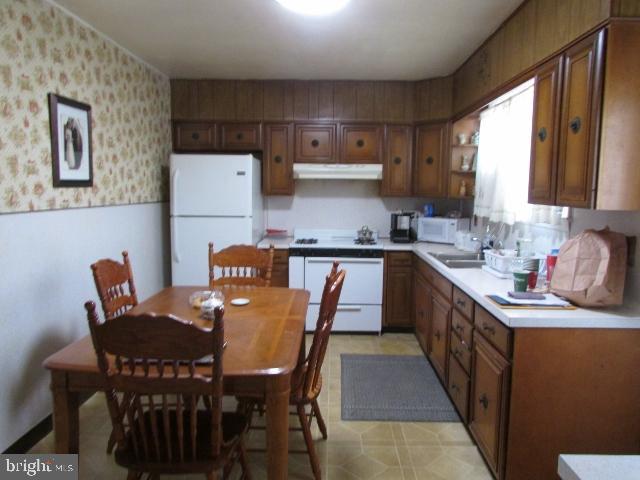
[288, 229, 384, 333]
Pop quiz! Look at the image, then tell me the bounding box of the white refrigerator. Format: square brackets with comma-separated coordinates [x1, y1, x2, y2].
[170, 154, 264, 285]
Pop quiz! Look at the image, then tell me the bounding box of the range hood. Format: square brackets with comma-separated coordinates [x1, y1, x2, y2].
[293, 163, 383, 180]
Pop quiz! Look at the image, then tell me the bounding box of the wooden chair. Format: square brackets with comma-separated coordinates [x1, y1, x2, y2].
[91, 251, 138, 321]
[85, 302, 251, 480]
[208, 243, 274, 288]
[245, 262, 345, 480]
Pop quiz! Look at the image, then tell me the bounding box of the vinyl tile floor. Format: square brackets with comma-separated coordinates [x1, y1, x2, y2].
[30, 333, 493, 479]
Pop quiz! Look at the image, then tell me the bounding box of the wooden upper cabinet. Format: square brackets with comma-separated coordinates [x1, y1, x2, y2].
[263, 123, 294, 195]
[295, 123, 337, 163]
[339, 124, 382, 164]
[173, 122, 216, 151]
[381, 125, 413, 196]
[414, 123, 448, 197]
[556, 30, 605, 208]
[529, 57, 563, 205]
[218, 122, 262, 151]
[597, 21, 640, 210]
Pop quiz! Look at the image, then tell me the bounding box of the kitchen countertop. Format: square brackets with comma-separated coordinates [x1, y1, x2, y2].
[257, 236, 640, 329]
[558, 455, 640, 480]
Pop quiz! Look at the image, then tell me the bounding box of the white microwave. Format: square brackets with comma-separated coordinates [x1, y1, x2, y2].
[411, 217, 470, 244]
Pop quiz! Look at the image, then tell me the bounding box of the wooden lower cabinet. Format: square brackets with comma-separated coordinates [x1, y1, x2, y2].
[428, 291, 450, 382]
[269, 249, 289, 287]
[383, 252, 414, 327]
[414, 271, 431, 353]
[469, 332, 511, 479]
[448, 354, 470, 422]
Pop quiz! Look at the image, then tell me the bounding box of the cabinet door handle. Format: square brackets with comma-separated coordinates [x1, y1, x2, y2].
[479, 393, 489, 410]
[456, 299, 466, 308]
[569, 116, 582, 134]
[393, 157, 402, 165]
[356, 139, 365, 148]
[236, 132, 244, 141]
[482, 323, 495, 335]
[425, 156, 434, 165]
[451, 383, 459, 393]
[274, 155, 283, 164]
[537, 127, 547, 142]
[191, 132, 200, 140]
[434, 330, 441, 341]
[311, 139, 320, 148]
[452, 348, 461, 357]
[454, 323, 464, 332]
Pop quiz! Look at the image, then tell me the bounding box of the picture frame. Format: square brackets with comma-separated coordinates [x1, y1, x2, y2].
[48, 93, 93, 187]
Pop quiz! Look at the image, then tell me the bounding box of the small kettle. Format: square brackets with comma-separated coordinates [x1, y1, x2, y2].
[357, 225, 373, 243]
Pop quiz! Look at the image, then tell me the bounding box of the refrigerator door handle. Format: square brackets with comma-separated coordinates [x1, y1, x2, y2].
[171, 217, 181, 263]
[170, 168, 179, 216]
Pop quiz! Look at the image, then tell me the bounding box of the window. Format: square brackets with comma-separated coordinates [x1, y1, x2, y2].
[474, 79, 566, 227]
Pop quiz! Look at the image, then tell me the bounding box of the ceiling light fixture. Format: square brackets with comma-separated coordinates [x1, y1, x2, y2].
[275, 0, 350, 16]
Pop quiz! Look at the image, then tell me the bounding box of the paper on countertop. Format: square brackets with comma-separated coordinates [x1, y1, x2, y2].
[497, 293, 571, 307]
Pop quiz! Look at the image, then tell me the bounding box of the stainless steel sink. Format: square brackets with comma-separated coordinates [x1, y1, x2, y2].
[431, 252, 485, 269]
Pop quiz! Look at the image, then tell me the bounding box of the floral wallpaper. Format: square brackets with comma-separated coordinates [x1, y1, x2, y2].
[0, 0, 171, 214]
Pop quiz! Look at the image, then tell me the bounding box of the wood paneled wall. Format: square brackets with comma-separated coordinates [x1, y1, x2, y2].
[611, 0, 640, 16]
[452, 0, 611, 115]
[171, 78, 452, 123]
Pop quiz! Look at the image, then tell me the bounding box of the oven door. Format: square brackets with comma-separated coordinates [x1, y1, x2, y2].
[304, 257, 383, 304]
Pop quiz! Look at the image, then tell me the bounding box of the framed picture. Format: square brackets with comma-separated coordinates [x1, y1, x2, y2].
[48, 93, 93, 187]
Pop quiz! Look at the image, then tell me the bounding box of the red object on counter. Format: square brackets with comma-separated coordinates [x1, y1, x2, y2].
[528, 270, 538, 289]
[546, 254, 558, 282]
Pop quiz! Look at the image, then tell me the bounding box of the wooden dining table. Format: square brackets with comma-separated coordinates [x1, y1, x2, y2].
[43, 285, 310, 480]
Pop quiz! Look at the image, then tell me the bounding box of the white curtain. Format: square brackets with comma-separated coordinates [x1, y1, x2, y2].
[474, 82, 566, 226]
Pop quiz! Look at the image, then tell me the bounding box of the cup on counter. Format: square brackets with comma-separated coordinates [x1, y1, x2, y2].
[546, 254, 558, 282]
[513, 270, 530, 292]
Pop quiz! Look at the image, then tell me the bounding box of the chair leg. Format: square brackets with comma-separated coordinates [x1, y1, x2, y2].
[297, 404, 322, 480]
[239, 440, 252, 480]
[311, 399, 328, 440]
[106, 429, 117, 453]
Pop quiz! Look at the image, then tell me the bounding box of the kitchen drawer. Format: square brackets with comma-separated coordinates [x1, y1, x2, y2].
[305, 304, 381, 332]
[451, 308, 473, 348]
[432, 269, 453, 301]
[453, 286, 474, 320]
[173, 122, 216, 151]
[448, 353, 470, 422]
[218, 122, 262, 151]
[387, 251, 413, 267]
[272, 249, 289, 265]
[414, 257, 434, 283]
[474, 305, 512, 358]
[450, 329, 472, 374]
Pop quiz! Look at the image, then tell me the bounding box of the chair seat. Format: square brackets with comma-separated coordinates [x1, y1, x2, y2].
[115, 409, 248, 474]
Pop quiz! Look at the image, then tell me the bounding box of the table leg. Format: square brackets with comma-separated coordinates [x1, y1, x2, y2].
[50, 371, 79, 453]
[265, 375, 291, 480]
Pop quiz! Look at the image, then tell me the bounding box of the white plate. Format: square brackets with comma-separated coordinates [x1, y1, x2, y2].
[230, 298, 250, 306]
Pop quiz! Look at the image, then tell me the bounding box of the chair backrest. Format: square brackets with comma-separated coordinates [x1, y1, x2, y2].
[208, 243, 274, 288]
[85, 301, 225, 463]
[298, 261, 345, 399]
[91, 251, 138, 321]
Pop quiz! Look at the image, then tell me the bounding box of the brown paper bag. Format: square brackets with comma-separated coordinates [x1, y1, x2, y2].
[550, 227, 627, 307]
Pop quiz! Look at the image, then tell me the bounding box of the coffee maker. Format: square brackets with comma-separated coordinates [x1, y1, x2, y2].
[390, 211, 415, 243]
